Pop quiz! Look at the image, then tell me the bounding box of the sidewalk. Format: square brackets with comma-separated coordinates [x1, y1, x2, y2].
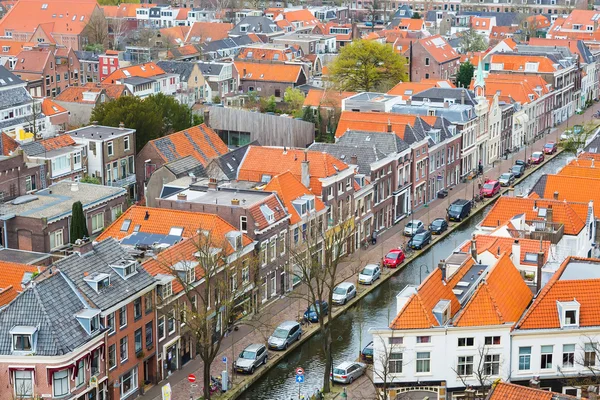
[146, 106, 594, 400]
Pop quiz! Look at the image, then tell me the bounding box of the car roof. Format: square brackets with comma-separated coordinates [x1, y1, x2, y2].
[387, 247, 402, 253]
[336, 361, 356, 369]
[337, 282, 354, 289]
[484, 180, 498, 184]
[277, 320, 299, 329]
[532, 151, 542, 155]
[244, 343, 265, 351]
[409, 219, 423, 224]
[432, 217, 445, 222]
[545, 142, 555, 145]
[451, 199, 469, 205]
[364, 263, 379, 268]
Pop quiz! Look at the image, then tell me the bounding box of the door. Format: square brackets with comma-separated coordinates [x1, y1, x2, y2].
[166, 343, 178, 375]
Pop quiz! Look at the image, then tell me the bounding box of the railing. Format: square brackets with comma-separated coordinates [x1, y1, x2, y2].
[507, 220, 565, 244]
[107, 174, 136, 188]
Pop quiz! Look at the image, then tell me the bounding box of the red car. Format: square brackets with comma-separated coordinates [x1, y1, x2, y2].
[480, 180, 501, 197]
[531, 151, 544, 164]
[383, 248, 406, 268]
[544, 142, 557, 154]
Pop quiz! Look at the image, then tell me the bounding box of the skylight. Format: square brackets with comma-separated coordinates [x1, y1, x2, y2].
[120, 219, 131, 231]
[169, 226, 184, 236]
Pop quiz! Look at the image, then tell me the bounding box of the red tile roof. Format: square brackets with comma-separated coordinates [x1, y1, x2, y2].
[234, 61, 304, 84]
[54, 86, 102, 104]
[148, 124, 228, 166]
[417, 35, 459, 63]
[303, 89, 356, 108]
[13, 49, 51, 73]
[238, 146, 349, 195]
[82, 82, 129, 99]
[470, 73, 550, 104]
[249, 193, 288, 230]
[0, 39, 35, 56]
[387, 80, 451, 97]
[488, 382, 553, 400]
[38, 134, 76, 151]
[489, 54, 559, 73]
[185, 22, 233, 44]
[103, 62, 165, 83]
[335, 111, 421, 139]
[1, 132, 19, 156]
[264, 171, 326, 225]
[0, 261, 41, 307]
[460, 235, 551, 266]
[41, 98, 67, 116]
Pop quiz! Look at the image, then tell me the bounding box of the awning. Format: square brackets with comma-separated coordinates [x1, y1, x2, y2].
[46, 364, 75, 384]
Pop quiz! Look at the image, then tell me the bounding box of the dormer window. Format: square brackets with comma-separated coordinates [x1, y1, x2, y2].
[10, 326, 38, 353]
[260, 204, 275, 223]
[75, 309, 101, 335]
[84, 272, 111, 293]
[110, 259, 138, 279]
[558, 300, 580, 328]
[159, 281, 173, 299]
[226, 231, 243, 251]
[172, 261, 198, 284]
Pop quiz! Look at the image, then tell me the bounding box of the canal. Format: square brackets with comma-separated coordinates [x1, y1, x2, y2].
[239, 152, 570, 400]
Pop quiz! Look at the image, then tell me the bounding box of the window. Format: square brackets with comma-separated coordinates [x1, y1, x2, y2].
[76, 360, 85, 387]
[240, 216, 247, 232]
[108, 344, 116, 369]
[519, 346, 531, 370]
[53, 370, 69, 397]
[416, 352, 431, 373]
[124, 136, 130, 151]
[541, 345, 553, 369]
[14, 370, 33, 398]
[25, 175, 36, 192]
[134, 298, 142, 320]
[134, 328, 142, 354]
[107, 141, 114, 156]
[111, 205, 122, 222]
[485, 336, 501, 345]
[458, 337, 474, 347]
[416, 336, 431, 344]
[92, 213, 104, 233]
[120, 336, 128, 362]
[168, 310, 176, 334]
[269, 238, 276, 261]
[13, 334, 32, 351]
[389, 353, 403, 373]
[146, 322, 153, 349]
[260, 242, 267, 266]
[425, 57, 430, 66]
[389, 337, 404, 345]
[49, 229, 64, 250]
[144, 292, 152, 314]
[457, 356, 473, 376]
[159, 282, 172, 300]
[120, 367, 138, 398]
[562, 344, 575, 368]
[564, 309, 578, 326]
[91, 350, 99, 376]
[158, 316, 165, 341]
[585, 343, 597, 367]
[119, 306, 127, 328]
[242, 264, 250, 284]
[484, 354, 500, 375]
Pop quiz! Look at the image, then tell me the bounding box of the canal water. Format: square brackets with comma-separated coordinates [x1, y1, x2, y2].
[239, 153, 570, 400]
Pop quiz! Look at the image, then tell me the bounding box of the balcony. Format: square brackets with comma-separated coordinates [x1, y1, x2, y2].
[507, 220, 565, 244]
[107, 174, 136, 188]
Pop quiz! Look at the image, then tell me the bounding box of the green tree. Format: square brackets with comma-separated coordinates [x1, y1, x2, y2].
[328, 40, 408, 92]
[459, 27, 488, 52]
[260, 95, 277, 113]
[284, 87, 305, 116]
[80, 175, 101, 185]
[411, 11, 421, 19]
[456, 61, 475, 89]
[70, 201, 89, 242]
[301, 106, 315, 123]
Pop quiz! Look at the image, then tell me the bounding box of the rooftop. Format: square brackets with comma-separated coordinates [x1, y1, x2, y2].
[67, 124, 135, 140]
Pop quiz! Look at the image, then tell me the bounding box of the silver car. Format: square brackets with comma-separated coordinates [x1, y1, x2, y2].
[358, 264, 381, 285]
[331, 361, 367, 384]
[267, 321, 302, 350]
[332, 282, 356, 305]
[235, 344, 268, 374]
[404, 219, 424, 236]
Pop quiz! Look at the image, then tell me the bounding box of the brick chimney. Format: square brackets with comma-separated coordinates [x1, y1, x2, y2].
[438, 260, 446, 282]
[536, 246, 545, 293]
[553, 191, 559, 200]
[511, 239, 520, 267]
[470, 235, 478, 261]
[350, 154, 358, 165]
[73, 237, 94, 255]
[177, 192, 187, 201]
[208, 177, 218, 190]
[301, 150, 310, 189]
[203, 109, 210, 127]
[546, 204, 553, 223]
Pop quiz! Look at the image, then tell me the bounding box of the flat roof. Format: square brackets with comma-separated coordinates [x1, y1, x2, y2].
[0, 248, 51, 265]
[560, 260, 600, 281]
[68, 125, 135, 140]
[163, 186, 272, 207]
[453, 263, 489, 304]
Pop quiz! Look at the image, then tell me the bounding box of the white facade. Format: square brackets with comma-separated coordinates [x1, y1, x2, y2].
[486, 94, 502, 165]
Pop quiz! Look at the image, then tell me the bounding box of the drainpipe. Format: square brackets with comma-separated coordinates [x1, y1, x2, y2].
[3, 219, 7, 248]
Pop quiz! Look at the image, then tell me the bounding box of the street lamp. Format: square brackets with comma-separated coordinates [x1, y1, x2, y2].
[419, 264, 429, 283]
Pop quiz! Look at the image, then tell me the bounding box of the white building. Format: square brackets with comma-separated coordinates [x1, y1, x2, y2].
[116, 73, 180, 100]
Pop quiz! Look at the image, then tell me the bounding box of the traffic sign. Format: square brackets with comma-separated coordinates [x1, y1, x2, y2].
[188, 374, 196, 383]
[222, 356, 228, 364]
[296, 375, 305, 383]
[296, 367, 304, 376]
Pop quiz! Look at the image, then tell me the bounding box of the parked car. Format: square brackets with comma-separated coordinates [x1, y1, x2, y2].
[331, 361, 367, 384]
[304, 301, 329, 323]
[480, 180, 501, 197]
[531, 151, 544, 164]
[383, 248, 406, 268]
[403, 219, 424, 236]
[429, 218, 448, 234]
[544, 142, 557, 154]
[235, 344, 268, 374]
[560, 128, 573, 141]
[515, 159, 526, 166]
[498, 172, 515, 187]
[332, 282, 356, 305]
[447, 199, 472, 222]
[268, 321, 302, 350]
[511, 164, 525, 178]
[361, 341, 374, 363]
[408, 230, 432, 250]
[358, 264, 381, 285]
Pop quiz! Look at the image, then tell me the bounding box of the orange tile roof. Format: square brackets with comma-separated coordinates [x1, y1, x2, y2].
[168, 44, 202, 59]
[234, 61, 304, 84]
[41, 98, 67, 116]
[1, 132, 19, 156]
[559, 164, 600, 180]
[532, 174, 600, 218]
[185, 22, 233, 44]
[490, 26, 517, 39]
[264, 171, 326, 225]
[517, 257, 600, 330]
[387, 81, 445, 97]
[148, 124, 228, 166]
[0, 39, 34, 56]
[488, 382, 553, 400]
[238, 146, 348, 195]
[0, 261, 41, 307]
[103, 62, 165, 83]
[324, 22, 352, 41]
[556, 9, 598, 30]
[394, 18, 424, 31]
[38, 134, 76, 151]
[460, 235, 551, 265]
[528, 37, 586, 59]
[97, 205, 253, 246]
[82, 82, 129, 99]
[54, 86, 102, 104]
[526, 14, 551, 28]
[418, 35, 459, 63]
[335, 111, 420, 139]
[471, 16, 493, 29]
[280, 9, 320, 26]
[237, 47, 295, 62]
[471, 74, 549, 104]
[453, 253, 533, 327]
[489, 54, 559, 73]
[160, 26, 190, 45]
[102, 3, 151, 19]
[0, 0, 99, 36]
[480, 197, 589, 236]
[249, 193, 289, 230]
[13, 49, 51, 73]
[303, 89, 356, 108]
[578, 152, 600, 161]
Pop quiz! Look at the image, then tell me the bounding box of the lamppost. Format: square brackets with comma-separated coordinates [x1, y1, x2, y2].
[419, 264, 429, 283]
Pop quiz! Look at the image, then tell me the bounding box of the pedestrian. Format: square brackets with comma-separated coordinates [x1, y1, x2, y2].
[371, 230, 377, 245]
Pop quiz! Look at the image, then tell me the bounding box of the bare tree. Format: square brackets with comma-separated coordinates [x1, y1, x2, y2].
[558, 336, 600, 397]
[108, 17, 128, 51]
[366, 331, 413, 400]
[84, 11, 109, 50]
[366, 0, 381, 32]
[452, 345, 499, 398]
[25, 99, 44, 139]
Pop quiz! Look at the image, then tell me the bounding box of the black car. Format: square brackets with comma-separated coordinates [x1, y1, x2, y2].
[429, 218, 448, 234]
[361, 341, 374, 363]
[511, 164, 525, 178]
[515, 159, 526, 166]
[303, 301, 329, 323]
[447, 199, 472, 222]
[408, 230, 432, 250]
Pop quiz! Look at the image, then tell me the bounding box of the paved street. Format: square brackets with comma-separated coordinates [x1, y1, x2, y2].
[145, 106, 595, 400]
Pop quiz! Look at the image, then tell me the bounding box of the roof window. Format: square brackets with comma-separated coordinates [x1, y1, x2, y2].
[172, 260, 198, 284]
[169, 226, 184, 236]
[83, 272, 111, 293]
[557, 300, 580, 328]
[260, 204, 275, 223]
[110, 259, 138, 279]
[10, 326, 38, 354]
[75, 309, 101, 335]
[120, 219, 131, 231]
[41, 3, 48, 9]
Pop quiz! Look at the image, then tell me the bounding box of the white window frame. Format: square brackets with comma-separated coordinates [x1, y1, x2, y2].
[91, 212, 104, 233]
[49, 229, 64, 250]
[119, 306, 127, 329]
[120, 336, 128, 363]
[53, 369, 69, 398]
[107, 141, 114, 156]
[120, 367, 138, 398]
[124, 136, 130, 151]
[108, 343, 116, 370]
[158, 316, 166, 341]
[14, 370, 33, 398]
[75, 359, 85, 387]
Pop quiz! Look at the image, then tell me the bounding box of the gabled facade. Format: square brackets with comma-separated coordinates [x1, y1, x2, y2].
[405, 35, 460, 82]
[20, 135, 86, 184]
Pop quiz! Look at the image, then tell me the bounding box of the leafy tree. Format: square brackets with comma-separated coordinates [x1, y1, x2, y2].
[84, 43, 104, 53]
[70, 201, 89, 242]
[301, 106, 315, 123]
[90, 93, 198, 152]
[80, 175, 101, 185]
[212, 95, 221, 104]
[328, 40, 408, 92]
[459, 27, 488, 53]
[284, 87, 305, 116]
[412, 11, 421, 19]
[456, 61, 475, 89]
[260, 95, 277, 113]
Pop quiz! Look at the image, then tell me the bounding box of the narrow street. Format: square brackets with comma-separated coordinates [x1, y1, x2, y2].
[145, 106, 596, 400]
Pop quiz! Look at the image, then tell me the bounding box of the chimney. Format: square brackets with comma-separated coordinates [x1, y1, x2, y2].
[593, 159, 596, 168]
[553, 191, 559, 200]
[301, 151, 310, 188]
[118, 121, 125, 129]
[203, 109, 210, 127]
[350, 154, 358, 165]
[470, 235, 478, 261]
[231, 198, 240, 205]
[444, 100, 450, 108]
[177, 192, 187, 201]
[511, 239, 520, 267]
[406, 96, 412, 105]
[208, 177, 218, 190]
[546, 204, 553, 223]
[438, 260, 446, 282]
[536, 247, 545, 293]
[387, 119, 392, 133]
[73, 237, 93, 255]
[529, 376, 540, 390]
[144, 211, 150, 220]
[461, 89, 465, 105]
[71, 182, 79, 192]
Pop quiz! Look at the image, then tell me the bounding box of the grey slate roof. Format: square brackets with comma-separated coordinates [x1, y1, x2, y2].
[528, 174, 548, 198]
[165, 154, 206, 177]
[230, 16, 282, 36]
[74, 51, 100, 62]
[200, 36, 255, 60]
[0, 86, 32, 109]
[211, 141, 258, 180]
[123, 76, 155, 85]
[54, 238, 155, 310]
[309, 142, 387, 175]
[0, 65, 24, 88]
[584, 134, 600, 154]
[392, 5, 414, 18]
[412, 88, 477, 107]
[157, 61, 197, 82]
[0, 272, 100, 356]
[197, 61, 224, 76]
[336, 130, 409, 156]
[20, 141, 47, 157]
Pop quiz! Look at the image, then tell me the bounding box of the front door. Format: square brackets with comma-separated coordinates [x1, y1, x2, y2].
[166, 343, 178, 376]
